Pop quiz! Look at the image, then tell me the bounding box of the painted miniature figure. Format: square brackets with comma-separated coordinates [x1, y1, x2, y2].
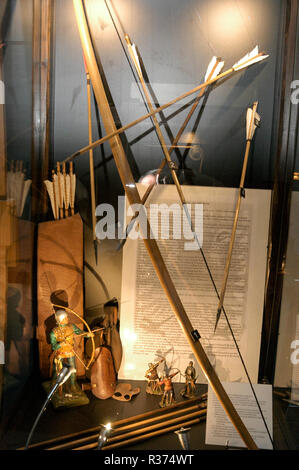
[157, 370, 179, 407]
[50, 308, 92, 394]
[145, 358, 165, 395]
[180, 361, 197, 398]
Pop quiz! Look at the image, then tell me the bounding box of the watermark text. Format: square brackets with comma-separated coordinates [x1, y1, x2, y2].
[95, 196, 203, 251]
[0, 80, 4, 105]
[0, 340, 4, 365]
[290, 339, 299, 365]
[291, 80, 299, 104]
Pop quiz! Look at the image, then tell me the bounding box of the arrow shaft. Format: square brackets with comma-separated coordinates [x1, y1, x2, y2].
[61, 65, 239, 165]
[215, 102, 258, 325]
[119, 50, 220, 246]
[85, 63, 97, 244]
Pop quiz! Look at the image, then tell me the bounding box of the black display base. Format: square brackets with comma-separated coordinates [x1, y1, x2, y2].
[42, 380, 89, 409]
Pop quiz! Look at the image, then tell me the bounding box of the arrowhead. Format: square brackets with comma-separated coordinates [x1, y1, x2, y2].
[214, 308, 222, 333]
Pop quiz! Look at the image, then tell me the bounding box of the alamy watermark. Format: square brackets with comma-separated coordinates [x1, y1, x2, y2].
[95, 196, 203, 251]
[291, 80, 299, 104]
[0, 80, 4, 105]
[0, 340, 4, 365]
[290, 339, 299, 365]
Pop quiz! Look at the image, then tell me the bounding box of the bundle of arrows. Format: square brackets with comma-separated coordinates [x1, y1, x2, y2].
[6, 160, 32, 217]
[20, 393, 207, 450]
[44, 162, 76, 219]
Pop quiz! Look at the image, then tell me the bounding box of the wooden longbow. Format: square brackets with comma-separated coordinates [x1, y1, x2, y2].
[72, 0, 258, 450]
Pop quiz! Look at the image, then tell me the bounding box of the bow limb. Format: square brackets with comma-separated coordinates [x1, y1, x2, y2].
[52, 303, 95, 370]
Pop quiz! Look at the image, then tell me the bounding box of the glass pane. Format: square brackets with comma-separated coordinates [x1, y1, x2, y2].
[1, 0, 34, 424]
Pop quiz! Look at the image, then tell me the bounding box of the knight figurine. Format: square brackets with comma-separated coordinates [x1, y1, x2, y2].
[157, 370, 179, 407]
[145, 358, 165, 395]
[49, 309, 92, 394]
[180, 361, 197, 398]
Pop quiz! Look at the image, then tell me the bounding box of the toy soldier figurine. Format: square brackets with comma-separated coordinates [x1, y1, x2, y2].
[50, 309, 92, 394]
[158, 370, 179, 407]
[180, 361, 197, 398]
[145, 358, 165, 395]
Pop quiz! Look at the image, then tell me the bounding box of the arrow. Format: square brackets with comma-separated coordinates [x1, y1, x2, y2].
[117, 53, 224, 249]
[83, 53, 99, 264]
[62, 46, 268, 165]
[214, 101, 260, 333]
[69, 161, 76, 216]
[56, 162, 64, 219]
[52, 169, 59, 219]
[44, 178, 57, 219]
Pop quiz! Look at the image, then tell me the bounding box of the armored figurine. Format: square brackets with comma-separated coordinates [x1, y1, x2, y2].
[157, 370, 179, 407]
[180, 361, 197, 398]
[50, 309, 92, 394]
[145, 358, 165, 395]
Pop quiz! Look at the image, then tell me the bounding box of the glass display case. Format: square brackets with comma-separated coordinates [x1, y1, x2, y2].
[0, 0, 298, 453]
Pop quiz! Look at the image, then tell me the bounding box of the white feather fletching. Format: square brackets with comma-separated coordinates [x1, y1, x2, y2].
[233, 46, 269, 71]
[11, 170, 17, 206]
[246, 107, 261, 140]
[17, 172, 25, 216]
[204, 56, 217, 81]
[64, 174, 70, 208]
[20, 180, 31, 217]
[131, 44, 142, 77]
[58, 173, 65, 208]
[7, 168, 31, 217]
[204, 56, 225, 81]
[213, 60, 225, 79]
[7, 171, 13, 199]
[44, 180, 57, 219]
[53, 173, 60, 216]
